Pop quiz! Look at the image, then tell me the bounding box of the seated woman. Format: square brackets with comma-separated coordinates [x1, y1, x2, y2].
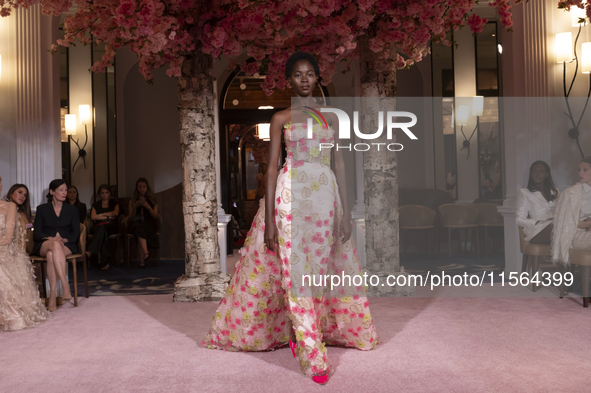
[5, 183, 34, 254]
[87, 184, 120, 270]
[0, 175, 50, 330]
[516, 161, 559, 244]
[31, 179, 80, 311]
[67, 185, 87, 224]
[553, 157, 591, 264]
[126, 178, 159, 268]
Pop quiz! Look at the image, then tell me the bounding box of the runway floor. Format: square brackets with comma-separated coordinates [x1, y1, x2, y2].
[2, 290, 590, 392]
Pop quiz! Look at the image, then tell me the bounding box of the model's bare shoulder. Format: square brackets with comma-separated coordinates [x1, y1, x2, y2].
[271, 109, 292, 128]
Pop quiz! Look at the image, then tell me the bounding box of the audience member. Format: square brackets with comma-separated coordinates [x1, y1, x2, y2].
[516, 161, 559, 244]
[32, 179, 80, 311]
[5, 184, 32, 224]
[126, 178, 159, 268]
[87, 184, 120, 270]
[67, 185, 87, 224]
[5, 183, 33, 253]
[0, 175, 49, 330]
[553, 156, 591, 263]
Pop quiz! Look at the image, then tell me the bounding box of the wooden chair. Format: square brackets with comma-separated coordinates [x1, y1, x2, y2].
[438, 204, 480, 258]
[567, 250, 591, 308]
[399, 205, 437, 254]
[473, 203, 504, 257]
[518, 226, 555, 292]
[30, 223, 88, 306]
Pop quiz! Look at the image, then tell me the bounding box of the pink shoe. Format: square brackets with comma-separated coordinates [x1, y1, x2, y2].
[312, 368, 330, 385]
[289, 339, 297, 358]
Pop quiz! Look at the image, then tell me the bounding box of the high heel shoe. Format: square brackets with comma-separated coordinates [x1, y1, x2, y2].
[289, 339, 297, 358]
[47, 305, 57, 312]
[312, 368, 330, 385]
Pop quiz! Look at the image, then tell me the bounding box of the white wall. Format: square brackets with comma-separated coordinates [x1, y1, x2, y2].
[0, 8, 61, 207]
[0, 14, 18, 193]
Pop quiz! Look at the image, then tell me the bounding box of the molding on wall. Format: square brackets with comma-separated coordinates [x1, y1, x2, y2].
[14, 5, 61, 208]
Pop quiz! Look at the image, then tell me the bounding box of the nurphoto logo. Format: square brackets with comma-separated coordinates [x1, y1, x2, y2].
[303, 106, 418, 152]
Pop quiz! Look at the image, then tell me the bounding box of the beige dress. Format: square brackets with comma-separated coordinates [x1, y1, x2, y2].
[552, 183, 591, 264]
[0, 201, 49, 331]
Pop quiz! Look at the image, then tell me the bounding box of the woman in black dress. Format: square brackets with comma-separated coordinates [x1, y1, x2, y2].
[126, 178, 159, 268]
[87, 184, 120, 270]
[32, 179, 80, 311]
[67, 185, 87, 224]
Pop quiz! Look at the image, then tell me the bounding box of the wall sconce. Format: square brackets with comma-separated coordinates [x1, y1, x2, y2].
[457, 100, 481, 160]
[257, 123, 270, 141]
[556, 32, 574, 63]
[70, 104, 91, 171]
[65, 114, 77, 136]
[571, 6, 588, 27]
[556, 8, 591, 158]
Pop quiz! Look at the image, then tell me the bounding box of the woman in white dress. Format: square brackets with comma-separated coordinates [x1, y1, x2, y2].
[552, 157, 591, 264]
[516, 161, 559, 244]
[0, 175, 50, 331]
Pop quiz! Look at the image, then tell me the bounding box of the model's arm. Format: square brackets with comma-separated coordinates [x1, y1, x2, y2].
[263, 112, 286, 254]
[331, 114, 352, 243]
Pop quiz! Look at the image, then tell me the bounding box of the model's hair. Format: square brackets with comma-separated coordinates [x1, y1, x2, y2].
[6, 184, 32, 222]
[97, 184, 111, 197]
[131, 177, 156, 208]
[46, 179, 67, 202]
[527, 160, 558, 201]
[285, 52, 320, 79]
[582, 156, 591, 166]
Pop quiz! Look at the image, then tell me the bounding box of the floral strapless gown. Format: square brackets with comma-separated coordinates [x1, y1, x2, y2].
[203, 123, 378, 377]
[0, 202, 49, 331]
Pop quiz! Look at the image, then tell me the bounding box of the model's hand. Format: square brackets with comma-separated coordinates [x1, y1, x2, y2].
[340, 217, 352, 244]
[264, 222, 279, 255]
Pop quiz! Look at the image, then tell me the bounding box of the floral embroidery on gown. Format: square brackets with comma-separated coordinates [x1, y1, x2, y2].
[203, 123, 378, 377]
[0, 202, 50, 331]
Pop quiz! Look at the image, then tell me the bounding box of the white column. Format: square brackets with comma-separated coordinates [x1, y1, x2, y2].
[213, 82, 232, 273]
[14, 6, 61, 207]
[499, 0, 551, 273]
[350, 61, 367, 267]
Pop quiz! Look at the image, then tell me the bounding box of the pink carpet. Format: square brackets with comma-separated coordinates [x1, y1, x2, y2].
[1, 294, 590, 392]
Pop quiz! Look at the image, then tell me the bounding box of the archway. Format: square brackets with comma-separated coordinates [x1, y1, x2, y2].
[218, 67, 329, 253]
